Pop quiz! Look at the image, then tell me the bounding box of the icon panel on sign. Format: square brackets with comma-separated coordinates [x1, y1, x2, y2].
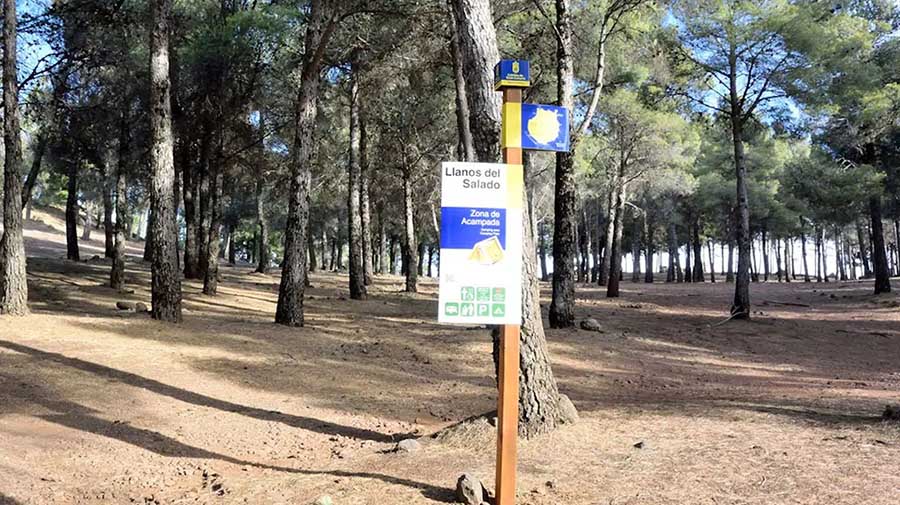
[492, 304, 506, 318]
[460, 303, 475, 317]
[476, 287, 492, 302]
[461, 287, 476, 301]
[477, 304, 490, 317]
[444, 303, 459, 317]
[492, 288, 506, 302]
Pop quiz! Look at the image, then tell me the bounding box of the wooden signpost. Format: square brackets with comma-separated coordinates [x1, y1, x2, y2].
[439, 59, 569, 505]
[495, 68, 526, 505]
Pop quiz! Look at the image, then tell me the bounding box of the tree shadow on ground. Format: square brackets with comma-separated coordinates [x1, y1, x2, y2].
[37, 407, 455, 503]
[0, 339, 407, 444]
[0, 493, 24, 505]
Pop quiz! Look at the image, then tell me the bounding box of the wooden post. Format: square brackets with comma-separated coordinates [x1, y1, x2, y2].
[496, 86, 522, 505]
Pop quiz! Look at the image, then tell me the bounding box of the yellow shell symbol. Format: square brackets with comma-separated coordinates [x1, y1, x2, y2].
[527, 108, 561, 145]
[512, 61, 520, 73]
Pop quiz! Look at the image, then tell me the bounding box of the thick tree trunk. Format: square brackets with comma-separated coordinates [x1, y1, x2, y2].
[66, 162, 80, 261]
[869, 196, 892, 294]
[455, 0, 574, 436]
[726, 240, 734, 283]
[148, 0, 182, 322]
[548, 0, 577, 329]
[0, 0, 28, 315]
[347, 54, 367, 300]
[276, 0, 335, 326]
[684, 234, 692, 283]
[708, 241, 716, 283]
[402, 170, 417, 293]
[729, 45, 751, 318]
[599, 173, 619, 286]
[197, 129, 213, 280]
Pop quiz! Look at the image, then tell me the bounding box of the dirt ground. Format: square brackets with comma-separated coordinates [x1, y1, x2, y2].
[2, 208, 899, 505]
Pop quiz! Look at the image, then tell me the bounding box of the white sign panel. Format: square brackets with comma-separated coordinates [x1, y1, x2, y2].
[438, 162, 523, 325]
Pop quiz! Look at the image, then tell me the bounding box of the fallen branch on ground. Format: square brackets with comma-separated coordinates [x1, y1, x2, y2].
[763, 300, 811, 308]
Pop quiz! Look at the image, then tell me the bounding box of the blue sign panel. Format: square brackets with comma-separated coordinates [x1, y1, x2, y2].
[521, 104, 570, 152]
[494, 60, 531, 89]
[440, 207, 507, 250]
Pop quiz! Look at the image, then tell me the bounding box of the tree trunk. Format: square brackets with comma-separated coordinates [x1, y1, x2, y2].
[347, 52, 367, 300]
[761, 227, 770, 282]
[606, 181, 626, 298]
[538, 221, 549, 281]
[684, 233, 692, 283]
[800, 220, 810, 281]
[110, 115, 129, 291]
[455, 0, 574, 436]
[21, 134, 47, 211]
[548, 0, 577, 329]
[726, 239, 734, 283]
[360, 108, 374, 285]
[276, 0, 335, 326]
[148, 0, 182, 322]
[708, 241, 716, 283]
[631, 216, 641, 283]
[203, 148, 223, 296]
[182, 151, 200, 278]
[66, 162, 80, 261]
[402, 169, 417, 293]
[666, 219, 678, 283]
[81, 205, 93, 241]
[103, 172, 114, 257]
[0, 0, 28, 315]
[692, 220, 703, 282]
[599, 172, 619, 286]
[869, 196, 892, 294]
[644, 215, 654, 283]
[449, 3, 474, 162]
[729, 43, 751, 318]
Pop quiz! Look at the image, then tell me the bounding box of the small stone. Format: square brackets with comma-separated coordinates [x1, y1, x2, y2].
[456, 473, 487, 505]
[313, 495, 332, 505]
[579, 318, 602, 332]
[396, 438, 421, 453]
[633, 441, 645, 449]
[116, 301, 136, 311]
[135, 302, 149, 313]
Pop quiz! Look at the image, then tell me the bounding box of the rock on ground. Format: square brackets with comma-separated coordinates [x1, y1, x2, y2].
[455, 473, 488, 505]
[579, 318, 602, 332]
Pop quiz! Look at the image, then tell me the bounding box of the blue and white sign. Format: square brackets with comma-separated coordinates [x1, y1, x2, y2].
[438, 162, 523, 325]
[521, 103, 570, 152]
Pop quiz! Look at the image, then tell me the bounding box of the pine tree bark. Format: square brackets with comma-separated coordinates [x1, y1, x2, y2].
[276, 0, 335, 326]
[0, 0, 28, 315]
[454, 0, 575, 436]
[111, 114, 129, 291]
[347, 52, 367, 300]
[869, 196, 892, 294]
[692, 221, 703, 282]
[402, 168, 418, 293]
[708, 241, 716, 283]
[255, 177, 269, 273]
[729, 43, 751, 318]
[606, 185, 625, 298]
[65, 162, 80, 261]
[203, 157, 223, 296]
[549, 0, 577, 329]
[148, 0, 182, 322]
[360, 108, 374, 285]
[448, 2, 475, 162]
[21, 134, 47, 211]
[631, 216, 641, 283]
[666, 219, 678, 283]
[103, 170, 115, 257]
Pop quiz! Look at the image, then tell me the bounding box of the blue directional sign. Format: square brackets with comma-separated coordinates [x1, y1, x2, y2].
[494, 60, 531, 90]
[520, 104, 570, 152]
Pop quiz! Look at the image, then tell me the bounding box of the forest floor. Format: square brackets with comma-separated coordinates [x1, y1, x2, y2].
[2, 207, 900, 505]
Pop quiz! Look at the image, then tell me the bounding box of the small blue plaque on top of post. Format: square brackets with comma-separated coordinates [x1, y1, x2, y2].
[494, 60, 530, 90]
